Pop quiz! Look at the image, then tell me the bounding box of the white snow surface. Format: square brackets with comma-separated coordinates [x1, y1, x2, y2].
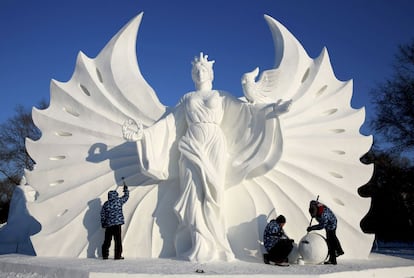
[0, 253, 413, 278]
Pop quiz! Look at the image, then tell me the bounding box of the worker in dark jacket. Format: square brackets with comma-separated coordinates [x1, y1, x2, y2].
[307, 200, 344, 264]
[101, 183, 129, 260]
[263, 215, 293, 266]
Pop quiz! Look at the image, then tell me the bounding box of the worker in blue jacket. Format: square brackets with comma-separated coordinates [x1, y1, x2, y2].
[101, 183, 129, 260]
[307, 200, 344, 264]
[263, 215, 293, 266]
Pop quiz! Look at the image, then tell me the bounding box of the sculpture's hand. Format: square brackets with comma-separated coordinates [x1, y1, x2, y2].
[273, 99, 292, 116]
[122, 119, 143, 141]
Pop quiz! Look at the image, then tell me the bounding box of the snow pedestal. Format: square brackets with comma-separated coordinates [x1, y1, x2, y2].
[0, 186, 39, 255]
[298, 232, 328, 264]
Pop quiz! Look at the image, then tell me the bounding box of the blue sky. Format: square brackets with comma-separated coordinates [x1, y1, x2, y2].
[1, 0, 413, 135]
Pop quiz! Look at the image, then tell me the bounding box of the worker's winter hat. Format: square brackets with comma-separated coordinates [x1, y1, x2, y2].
[108, 190, 119, 200]
[275, 215, 286, 224]
[309, 200, 318, 217]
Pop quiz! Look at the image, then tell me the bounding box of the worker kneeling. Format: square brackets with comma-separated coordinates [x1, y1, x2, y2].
[263, 215, 294, 266]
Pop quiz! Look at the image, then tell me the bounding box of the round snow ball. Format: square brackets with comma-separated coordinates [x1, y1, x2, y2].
[298, 232, 328, 264]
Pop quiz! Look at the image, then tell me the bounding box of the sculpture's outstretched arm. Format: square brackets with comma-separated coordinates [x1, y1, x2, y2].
[272, 99, 292, 116]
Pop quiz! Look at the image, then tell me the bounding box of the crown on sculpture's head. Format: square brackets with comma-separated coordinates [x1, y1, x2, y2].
[192, 52, 215, 70]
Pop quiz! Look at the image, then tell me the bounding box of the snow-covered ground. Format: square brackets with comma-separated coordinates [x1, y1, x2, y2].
[0, 252, 413, 278]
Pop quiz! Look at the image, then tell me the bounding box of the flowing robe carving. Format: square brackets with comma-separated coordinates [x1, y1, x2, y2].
[135, 89, 283, 261]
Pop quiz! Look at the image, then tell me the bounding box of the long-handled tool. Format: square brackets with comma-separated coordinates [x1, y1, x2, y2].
[115, 177, 126, 190]
[121, 177, 129, 191]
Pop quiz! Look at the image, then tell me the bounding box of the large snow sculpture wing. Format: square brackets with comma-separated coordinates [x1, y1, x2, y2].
[25, 13, 169, 257]
[225, 15, 374, 261]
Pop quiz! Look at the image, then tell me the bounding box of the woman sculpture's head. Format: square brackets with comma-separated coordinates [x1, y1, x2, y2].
[191, 52, 214, 91]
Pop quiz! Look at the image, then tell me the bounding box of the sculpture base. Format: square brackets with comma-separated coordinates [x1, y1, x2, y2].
[0, 253, 413, 277]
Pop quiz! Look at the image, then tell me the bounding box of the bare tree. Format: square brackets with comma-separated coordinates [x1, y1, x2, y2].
[361, 40, 414, 241]
[0, 101, 46, 223]
[370, 39, 414, 155]
[0, 104, 43, 184]
[359, 149, 414, 241]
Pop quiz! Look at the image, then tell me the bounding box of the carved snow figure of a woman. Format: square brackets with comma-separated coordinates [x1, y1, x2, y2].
[123, 53, 291, 261]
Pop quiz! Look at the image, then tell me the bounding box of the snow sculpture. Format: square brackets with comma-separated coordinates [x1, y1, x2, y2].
[0, 179, 40, 255]
[22, 12, 373, 261]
